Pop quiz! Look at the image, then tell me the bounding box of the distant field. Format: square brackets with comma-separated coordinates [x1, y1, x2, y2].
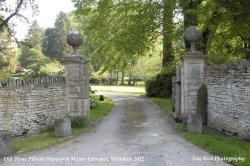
[91, 85, 146, 95]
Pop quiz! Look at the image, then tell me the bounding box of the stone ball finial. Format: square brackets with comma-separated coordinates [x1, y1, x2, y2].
[184, 26, 202, 52]
[67, 31, 83, 56]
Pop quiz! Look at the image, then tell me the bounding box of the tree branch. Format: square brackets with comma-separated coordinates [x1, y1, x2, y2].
[0, 0, 24, 31]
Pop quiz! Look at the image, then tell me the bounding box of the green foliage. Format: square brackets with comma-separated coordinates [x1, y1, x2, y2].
[74, 0, 164, 71]
[180, 0, 250, 62]
[200, 0, 248, 63]
[90, 95, 97, 109]
[0, 28, 19, 80]
[145, 71, 174, 98]
[129, 40, 163, 80]
[24, 20, 44, 48]
[70, 116, 89, 129]
[0, 56, 9, 67]
[39, 60, 64, 76]
[162, 0, 176, 67]
[42, 28, 57, 58]
[41, 12, 72, 61]
[89, 87, 97, 109]
[90, 70, 117, 85]
[175, 124, 187, 132]
[40, 123, 55, 133]
[149, 97, 173, 114]
[89, 73, 101, 84]
[19, 21, 49, 75]
[0, 72, 12, 81]
[26, 47, 50, 72]
[197, 84, 208, 126]
[49, 12, 72, 60]
[12, 69, 34, 79]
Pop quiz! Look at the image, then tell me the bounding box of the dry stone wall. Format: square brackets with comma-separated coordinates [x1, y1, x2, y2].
[0, 77, 67, 136]
[204, 60, 250, 140]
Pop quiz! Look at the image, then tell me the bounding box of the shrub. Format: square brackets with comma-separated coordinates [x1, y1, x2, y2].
[70, 116, 89, 129]
[89, 87, 97, 109]
[197, 84, 208, 126]
[90, 95, 97, 109]
[145, 71, 174, 98]
[90, 76, 100, 84]
[11, 69, 34, 79]
[39, 61, 64, 77]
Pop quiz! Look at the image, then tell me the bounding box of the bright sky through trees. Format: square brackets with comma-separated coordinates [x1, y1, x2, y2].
[14, 0, 75, 40]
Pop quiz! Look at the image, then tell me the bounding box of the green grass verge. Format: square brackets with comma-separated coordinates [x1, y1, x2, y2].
[91, 85, 146, 95]
[12, 127, 90, 153]
[186, 132, 250, 166]
[90, 96, 114, 123]
[11, 96, 114, 153]
[11, 132, 69, 152]
[176, 124, 250, 166]
[148, 97, 172, 113]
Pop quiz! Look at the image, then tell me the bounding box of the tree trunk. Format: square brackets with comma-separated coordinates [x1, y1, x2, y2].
[162, 0, 175, 67]
[202, 28, 215, 55]
[128, 75, 132, 86]
[109, 70, 113, 85]
[132, 77, 137, 86]
[116, 65, 119, 85]
[121, 70, 125, 85]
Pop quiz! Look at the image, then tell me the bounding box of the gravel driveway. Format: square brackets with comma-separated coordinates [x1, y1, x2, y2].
[0, 93, 230, 166]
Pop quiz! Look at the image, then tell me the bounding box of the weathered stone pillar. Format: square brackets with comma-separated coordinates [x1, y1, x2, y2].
[0, 130, 12, 157]
[63, 31, 90, 120]
[55, 118, 72, 138]
[182, 26, 205, 133]
[172, 64, 182, 121]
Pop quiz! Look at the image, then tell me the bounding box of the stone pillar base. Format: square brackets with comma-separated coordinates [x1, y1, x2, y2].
[54, 118, 72, 138]
[0, 130, 12, 158]
[187, 114, 202, 134]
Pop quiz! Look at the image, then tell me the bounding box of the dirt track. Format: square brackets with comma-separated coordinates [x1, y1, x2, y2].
[0, 94, 230, 166]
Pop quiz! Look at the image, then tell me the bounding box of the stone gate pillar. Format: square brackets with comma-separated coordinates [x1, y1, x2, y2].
[63, 31, 90, 120]
[172, 64, 182, 121]
[182, 26, 205, 132]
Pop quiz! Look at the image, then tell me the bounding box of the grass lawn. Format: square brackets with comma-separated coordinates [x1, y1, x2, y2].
[90, 96, 114, 123]
[11, 132, 69, 152]
[148, 97, 172, 114]
[176, 124, 250, 166]
[91, 85, 146, 95]
[150, 97, 250, 166]
[11, 96, 114, 153]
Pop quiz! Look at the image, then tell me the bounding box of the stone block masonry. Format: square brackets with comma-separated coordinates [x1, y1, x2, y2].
[204, 60, 250, 140]
[0, 77, 68, 136]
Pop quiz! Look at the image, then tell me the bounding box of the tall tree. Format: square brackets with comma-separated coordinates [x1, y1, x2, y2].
[179, 0, 250, 61]
[42, 28, 57, 58]
[0, 28, 18, 80]
[162, 0, 176, 67]
[19, 21, 49, 72]
[53, 12, 72, 60]
[73, 0, 165, 71]
[216, 0, 250, 61]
